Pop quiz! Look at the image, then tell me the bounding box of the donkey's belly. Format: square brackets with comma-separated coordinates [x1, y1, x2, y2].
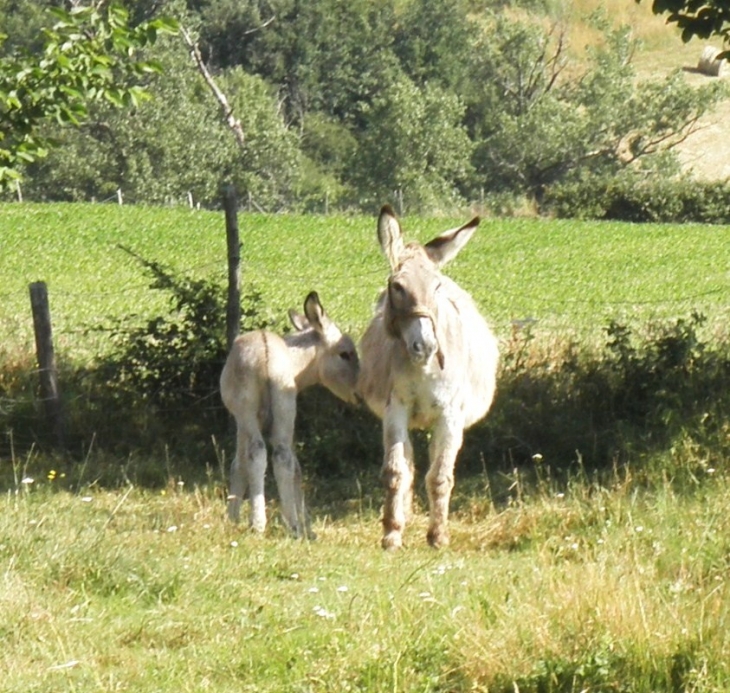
[396, 375, 452, 430]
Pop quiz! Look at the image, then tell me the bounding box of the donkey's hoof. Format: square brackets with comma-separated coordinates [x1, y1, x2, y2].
[227, 500, 242, 524]
[294, 527, 318, 541]
[249, 519, 267, 534]
[426, 528, 449, 549]
[382, 531, 403, 551]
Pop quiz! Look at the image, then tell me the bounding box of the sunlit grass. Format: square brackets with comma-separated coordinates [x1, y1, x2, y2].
[2, 470, 730, 692]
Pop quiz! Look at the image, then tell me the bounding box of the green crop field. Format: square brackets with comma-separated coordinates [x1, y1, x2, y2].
[2, 202, 729, 361]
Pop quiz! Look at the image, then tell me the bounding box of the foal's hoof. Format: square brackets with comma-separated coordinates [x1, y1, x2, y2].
[381, 531, 403, 551]
[426, 528, 449, 549]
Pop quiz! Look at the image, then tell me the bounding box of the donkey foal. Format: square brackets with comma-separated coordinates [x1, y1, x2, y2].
[359, 206, 499, 549]
[220, 291, 359, 538]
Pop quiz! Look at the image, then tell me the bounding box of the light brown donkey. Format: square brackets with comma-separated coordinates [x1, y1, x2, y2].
[220, 291, 359, 538]
[359, 205, 499, 549]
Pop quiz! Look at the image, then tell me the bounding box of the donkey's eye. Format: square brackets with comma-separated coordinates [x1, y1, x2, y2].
[391, 281, 405, 295]
[340, 351, 352, 361]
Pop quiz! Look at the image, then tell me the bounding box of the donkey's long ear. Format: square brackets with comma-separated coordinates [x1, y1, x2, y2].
[303, 291, 333, 336]
[288, 308, 309, 332]
[377, 204, 405, 270]
[424, 216, 480, 268]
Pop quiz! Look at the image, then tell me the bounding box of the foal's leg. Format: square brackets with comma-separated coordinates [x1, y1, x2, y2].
[270, 389, 312, 538]
[245, 427, 268, 533]
[381, 399, 414, 550]
[425, 414, 464, 548]
[228, 418, 267, 532]
[227, 422, 247, 523]
[228, 408, 266, 532]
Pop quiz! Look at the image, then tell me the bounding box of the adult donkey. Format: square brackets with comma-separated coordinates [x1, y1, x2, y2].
[221, 291, 359, 538]
[359, 205, 499, 549]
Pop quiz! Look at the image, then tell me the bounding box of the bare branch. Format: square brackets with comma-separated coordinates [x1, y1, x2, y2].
[242, 14, 276, 36]
[180, 25, 246, 152]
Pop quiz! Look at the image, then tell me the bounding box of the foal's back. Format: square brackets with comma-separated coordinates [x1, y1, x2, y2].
[220, 330, 296, 433]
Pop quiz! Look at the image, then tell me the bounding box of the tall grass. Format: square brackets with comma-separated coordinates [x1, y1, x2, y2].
[2, 471, 730, 692]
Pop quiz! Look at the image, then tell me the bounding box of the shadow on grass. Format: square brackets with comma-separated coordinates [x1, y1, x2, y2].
[2, 314, 729, 500]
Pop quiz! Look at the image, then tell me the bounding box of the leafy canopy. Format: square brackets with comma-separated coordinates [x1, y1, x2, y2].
[640, 0, 730, 46]
[0, 2, 177, 187]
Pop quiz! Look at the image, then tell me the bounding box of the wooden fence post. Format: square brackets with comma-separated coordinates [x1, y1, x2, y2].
[223, 184, 241, 353]
[29, 281, 64, 447]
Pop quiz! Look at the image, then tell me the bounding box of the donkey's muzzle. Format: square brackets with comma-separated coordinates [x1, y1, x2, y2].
[402, 314, 440, 367]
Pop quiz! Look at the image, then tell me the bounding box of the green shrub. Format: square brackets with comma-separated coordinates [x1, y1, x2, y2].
[544, 176, 730, 223]
[468, 313, 730, 496]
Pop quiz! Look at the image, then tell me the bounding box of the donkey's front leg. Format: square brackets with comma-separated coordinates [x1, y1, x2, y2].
[381, 399, 414, 550]
[425, 414, 464, 548]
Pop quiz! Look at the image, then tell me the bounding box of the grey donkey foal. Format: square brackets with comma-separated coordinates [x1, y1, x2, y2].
[220, 291, 359, 538]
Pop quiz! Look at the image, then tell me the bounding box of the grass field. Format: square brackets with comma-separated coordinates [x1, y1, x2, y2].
[3, 473, 730, 692]
[2, 202, 729, 361]
[3, 201, 730, 691]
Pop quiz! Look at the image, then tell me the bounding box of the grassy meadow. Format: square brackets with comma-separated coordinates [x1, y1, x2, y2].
[3, 472, 730, 692]
[2, 201, 730, 691]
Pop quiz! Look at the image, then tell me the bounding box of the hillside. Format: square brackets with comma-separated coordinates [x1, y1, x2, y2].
[571, 0, 730, 181]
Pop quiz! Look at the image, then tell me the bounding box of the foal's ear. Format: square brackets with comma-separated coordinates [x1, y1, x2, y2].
[288, 308, 309, 332]
[303, 291, 332, 335]
[424, 216, 480, 268]
[377, 204, 405, 270]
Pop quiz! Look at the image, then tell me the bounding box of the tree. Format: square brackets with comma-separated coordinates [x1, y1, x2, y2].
[348, 73, 473, 211]
[0, 2, 177, 187]
[466, 13, 728, 202]
[21, 38, 301, 208]
[639, 0, 730, 47]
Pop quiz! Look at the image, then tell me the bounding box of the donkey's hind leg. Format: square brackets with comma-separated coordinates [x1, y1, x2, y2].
[270, 389, 314, 539]
[229, 420, 268, 532]
[227, 435, 247, 523]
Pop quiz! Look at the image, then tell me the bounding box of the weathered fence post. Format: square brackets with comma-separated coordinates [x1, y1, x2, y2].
[224, 184, 241, 352]
[29, 281, 64, 447]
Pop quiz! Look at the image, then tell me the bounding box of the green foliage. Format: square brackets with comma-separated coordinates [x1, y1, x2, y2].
[474, 313, 730, 490]
[545, 175, 730, 222]
[90, 252, 279, 455]
[20, 39, 301, 207]
[393, 0, 477, 90]
[348, 74, 473, 211]
[4, 1, 729, 214]
[642, 0, 730, 46]
[0, 2, 178, 186]
[207, 0, 400, 124]
[468, 14, 728, 200]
